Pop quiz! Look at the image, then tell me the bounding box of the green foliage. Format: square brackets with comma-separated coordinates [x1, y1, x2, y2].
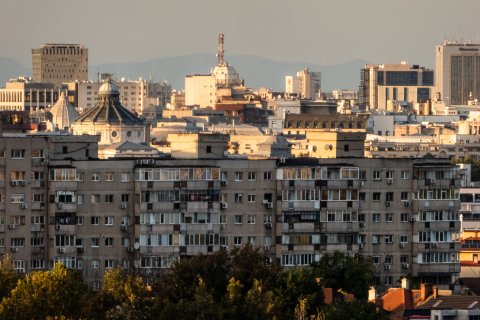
[0, 263, 88, 320]
[0, 248, 382, 320]
[312, 251, 375, 301]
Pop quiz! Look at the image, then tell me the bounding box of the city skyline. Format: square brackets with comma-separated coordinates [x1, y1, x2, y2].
[1, 0, 479, 70]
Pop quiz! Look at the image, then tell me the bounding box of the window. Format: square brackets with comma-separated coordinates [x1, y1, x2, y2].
[91, 173, 100, 182]
[372, 213, 381, 223]
[328, 211, 336, 222]
[31, 237, 44, 246]
[401, 213, 409, 222]
[105, 216, 114, 225]
[11, 149, 25, 159]
[386, 170, 394, 179]
[121, 173, 130, 182]
[235, 172, 243, 181]
[247, 215, 256, 224]
[386, 213, 394, 222]
[91, 217, 99, 225]
[386, 192, 394, 202]
[401, 192, 409, 201]
[91, 238, 99, 247]
[10, 193, 25, 203]
[264, 171, 272, 180]
[234, 215, 243, 224]
[385, 235, 393, 243]
[400, 171, 409, 179]
[373, 193, 381, 201]
[91, 259, 99, 268]
[372, 235, 381, 244]
[11, 238, 25, 247]
[91, 194, 100, 204]
[104, 259, 114, 269]
[104, 237, 113, 247]
[400, 235, 408, 243]
[234, 193, 243, 203]
[247, 194, 256, 203]
[373, 171, 381, 180]
[77, 194, 84, 204]
[234, 237, 242, 245]
[220, 215, 226, 224]
[76, 172, 84, 181]
[247, 236, 256, 245]
[105, 172, 114, 181]
[55, 235, 74, 247]
[104, 194, 114, 203]
[206, 146, 212, 153]
[76, 216, 84, 225]
[372, 256, 380, 264]
[400, 255, 408, 263]
[385, 255, 393, 264]
[248, 172, 256, 181]
[358, 213, 366, 222]
[31, 215, 45, 225]
[343, 211, 351, 222]
[31, 149, 44, 158]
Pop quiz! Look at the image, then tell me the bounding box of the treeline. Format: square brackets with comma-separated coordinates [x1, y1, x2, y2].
[0, 247, 389, 320]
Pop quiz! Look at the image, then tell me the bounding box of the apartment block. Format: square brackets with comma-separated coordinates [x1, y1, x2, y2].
[0, 134, 461, 290]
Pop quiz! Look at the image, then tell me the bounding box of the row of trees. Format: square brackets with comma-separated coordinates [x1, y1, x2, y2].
[0, 247, 389, 320]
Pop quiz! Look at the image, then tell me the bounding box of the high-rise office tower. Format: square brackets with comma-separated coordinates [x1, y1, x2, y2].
[32, 44, 88, 88]
[285, 68, 321, 99]
[435, 40, 480, 105]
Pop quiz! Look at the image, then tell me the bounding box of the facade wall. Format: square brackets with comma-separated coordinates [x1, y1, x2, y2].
[32, 44, 88, 88]
[0, 135, 462, 290]
[185, 75, 216, 107]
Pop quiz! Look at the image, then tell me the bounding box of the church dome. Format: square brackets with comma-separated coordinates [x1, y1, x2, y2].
[73, 78, 144, 126]
[50, 92, 79, 130]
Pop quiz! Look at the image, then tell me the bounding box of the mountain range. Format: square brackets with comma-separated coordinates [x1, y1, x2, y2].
[0, 54, 368, 92]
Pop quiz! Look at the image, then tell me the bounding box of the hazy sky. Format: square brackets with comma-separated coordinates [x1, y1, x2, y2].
[1, 0, 479, 68]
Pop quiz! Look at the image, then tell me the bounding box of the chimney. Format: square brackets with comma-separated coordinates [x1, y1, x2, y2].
[401, 278, 410, 290]
[324, 288, 333, 305]
[368, 287, 376, 302]
[420, 283, 432, 301]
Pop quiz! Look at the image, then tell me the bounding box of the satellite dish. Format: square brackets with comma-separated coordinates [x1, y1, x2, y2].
[134, 242, 140, 250]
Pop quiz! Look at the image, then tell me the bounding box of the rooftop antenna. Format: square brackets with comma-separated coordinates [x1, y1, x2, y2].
[217, 33, 224, 66]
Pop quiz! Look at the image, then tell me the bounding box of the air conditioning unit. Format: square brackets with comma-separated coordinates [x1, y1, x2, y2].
[431, 243, 437, 248]
[220, 245, 229, 252]
[221, 202, 228, 209]
[55, 225, 61, 230]
[264, 222, 272, 228]
[120, 203, 127, 209]
[400, 243, 406, 248]
[385, 201, 391, 207]
[10, 180, 17, 186]
[56, 203, 63, 209]
[359, 222, 365, 228]
[21, 203, 28, 209]
[402, 263, 410, 269]
[410, 217, 416, 222]
[359, 181, 365, 186]
[57, 247, 65, 254]
[220, 180, 227, 186]
[262, 199, 269, 204]
[19, 180, 26, 186]
[430, 179, 436, 185]
[384, 264, 391, 270]
[10, 247, 17, 252]
[263, 245, 270, 252]
[280, 158, 286, 163]
[387, 179, 393, 185]
[127, 247, 135, 253]
[359, 243, 364, 249]
[266, 202, 273, 209]
[121, 225, 128, 231]
[404, 201, 410, 207]
[8, 224, 16, 229]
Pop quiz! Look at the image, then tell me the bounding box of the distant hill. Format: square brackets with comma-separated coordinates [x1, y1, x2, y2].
[0, 57, 30, 85]
[0, 54, 368, 92]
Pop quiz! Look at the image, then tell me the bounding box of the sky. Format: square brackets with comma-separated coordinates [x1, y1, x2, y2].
[1, 0, 480, 68]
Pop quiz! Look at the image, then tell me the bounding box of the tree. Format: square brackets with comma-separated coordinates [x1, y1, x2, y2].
[0, 255, 20, 300]
[312, 251, 375, 301]
[319, 300, 390, 320]
[0, 263, 88, 320]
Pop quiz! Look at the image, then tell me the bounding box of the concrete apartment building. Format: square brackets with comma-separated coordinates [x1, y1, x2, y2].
[358, 62, 434, 111]
[0, 130, 462, 290]
[285, 68, 322, 100]
[32, 44, 88, 88]
[436, 40, 480, 106]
